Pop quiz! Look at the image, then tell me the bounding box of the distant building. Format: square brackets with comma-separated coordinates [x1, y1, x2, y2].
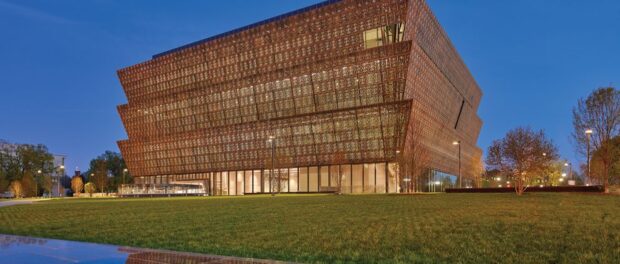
[117, 0, 483, 195]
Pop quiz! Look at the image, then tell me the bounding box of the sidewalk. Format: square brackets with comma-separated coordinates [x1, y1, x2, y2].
[0, 199, 50, 207]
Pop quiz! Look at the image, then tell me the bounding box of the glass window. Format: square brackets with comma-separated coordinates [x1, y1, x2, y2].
[341, 165, 351, 194]
[221, 172, 229, 195]
[245, 170, 252, 194]
[376, 163, 386, 194]
[330, 165, 340, 188]
[352, 164, 363, 193]
[388, 163, 398, 193]
[279, 168, 289, 193]
[237, 171, 244, 195]
[299, 167, 308, 192]
[264, 169, 271, 193]
[228, 171, 236, 195]
[364, 163, 375, 193]
[309, 166, 319, 192]
[253, 170, 261, 193]
[363, 23, 405, 49]
[320, 166, 329, 188]
[289, 167, 298, 192]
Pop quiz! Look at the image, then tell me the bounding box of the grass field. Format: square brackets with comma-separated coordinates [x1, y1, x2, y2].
[0, 193, 619, 263]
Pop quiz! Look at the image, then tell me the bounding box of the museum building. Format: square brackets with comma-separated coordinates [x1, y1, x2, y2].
[116, 0, 483, 195]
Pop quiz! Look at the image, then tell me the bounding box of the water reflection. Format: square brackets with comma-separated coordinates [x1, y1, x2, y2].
[0, 234, 288, 264]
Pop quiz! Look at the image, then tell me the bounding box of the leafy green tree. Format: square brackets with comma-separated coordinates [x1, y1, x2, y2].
[84, 182, 96, 197]
[0, 143, 55, 197]
[84, 151, 130, 192]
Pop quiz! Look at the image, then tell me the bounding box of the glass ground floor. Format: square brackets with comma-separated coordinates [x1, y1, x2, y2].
[125, 162, 464, 196]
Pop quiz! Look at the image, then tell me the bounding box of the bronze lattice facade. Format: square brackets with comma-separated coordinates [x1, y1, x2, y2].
[116, 0, 482, 195]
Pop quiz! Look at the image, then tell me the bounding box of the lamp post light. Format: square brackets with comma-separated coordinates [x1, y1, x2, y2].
[58, 165, 65, 197]
[123, 168, 128, 185]
[36, 169, 42, 198]
[585, 129, 593, 184]
[564, 161, 573, 184]
[452, 140, 461, 188]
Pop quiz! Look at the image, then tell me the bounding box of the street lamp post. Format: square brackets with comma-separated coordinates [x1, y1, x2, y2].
[36, 169, 42, 198]
[452, 141, 461, 188]
[58, 164, 65, 197]
[564, 162, 572, 183]
[585, 129, 593, 184]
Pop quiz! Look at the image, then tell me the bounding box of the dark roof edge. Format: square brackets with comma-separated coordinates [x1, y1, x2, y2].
[152, 0, 342, 59]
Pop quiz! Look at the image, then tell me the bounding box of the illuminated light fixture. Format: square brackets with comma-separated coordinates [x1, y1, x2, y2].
[561, 173, 567, 177]
[452, 141, 459, 145]
[60, 165, 65, 170]
[585, 129, 593, 134]
[37, 170, 42, 173]
[435, 181, 440, 185]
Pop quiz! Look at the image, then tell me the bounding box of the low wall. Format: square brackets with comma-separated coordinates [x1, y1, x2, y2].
[73, 193, 117, 198]
[446, 185, 605, 193]
[119, 193, 207, 198]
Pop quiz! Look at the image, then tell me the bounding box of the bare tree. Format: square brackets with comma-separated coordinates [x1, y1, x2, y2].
[572, 87, 620, 191]
[398, 115, 430, 193]
[333, 151, 347, 194]
[470, 155, 485, 188]
[71, 176, 84, 197]
[486, 127, 559, 195]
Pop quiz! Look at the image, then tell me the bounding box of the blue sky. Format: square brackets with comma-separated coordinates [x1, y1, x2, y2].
[0, 0, 618, 172]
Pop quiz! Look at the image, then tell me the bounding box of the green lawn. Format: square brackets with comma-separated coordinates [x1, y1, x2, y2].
[0, 193, 619, 263]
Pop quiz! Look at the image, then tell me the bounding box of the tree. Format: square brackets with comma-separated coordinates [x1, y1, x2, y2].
[333, 151, 347, 194]
[84, 151, 129, 192]
[89, 159, 108, 193]
[84, 182, 96, 197]
[398, 115, 430, 193]
[590, 136, 620, 185]
[486, 127, 559, 195]
[41, 174, 53, 196]
[0, 169, 8, 194]
[9, 180, 23, 198]
[71, 176, 84, 197]
[21, 171, 36, 197]
[572, 87, 620, 191]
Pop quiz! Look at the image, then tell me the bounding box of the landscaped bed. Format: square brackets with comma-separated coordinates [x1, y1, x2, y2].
[0, 193, 618, 263]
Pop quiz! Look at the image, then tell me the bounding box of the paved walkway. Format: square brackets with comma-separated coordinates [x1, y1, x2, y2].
[0, 234, 293, 263]
[0, 199, 49, 207]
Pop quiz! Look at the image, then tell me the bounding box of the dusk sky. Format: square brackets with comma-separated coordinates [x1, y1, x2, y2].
[1, 0, 618, 173]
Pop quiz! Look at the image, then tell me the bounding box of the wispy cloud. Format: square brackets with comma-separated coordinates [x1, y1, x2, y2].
[0, 0, 76, 24]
